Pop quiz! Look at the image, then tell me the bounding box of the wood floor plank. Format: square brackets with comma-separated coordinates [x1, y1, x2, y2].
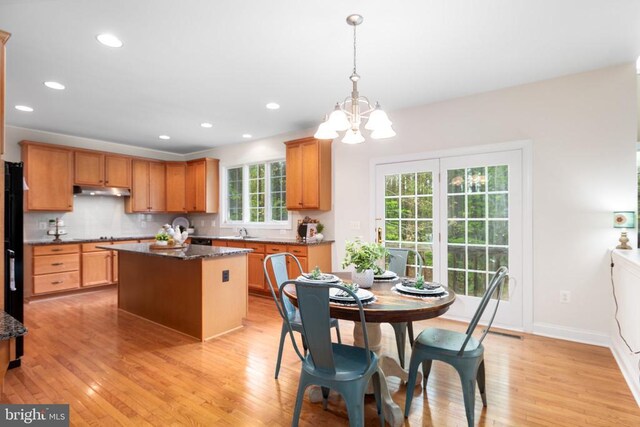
[0, 288, 638, 426]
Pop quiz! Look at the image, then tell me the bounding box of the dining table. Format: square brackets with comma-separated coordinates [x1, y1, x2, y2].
[282, 272, 456, 427]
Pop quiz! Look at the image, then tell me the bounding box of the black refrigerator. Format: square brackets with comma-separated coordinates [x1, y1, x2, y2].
[4, 161, 23, 368]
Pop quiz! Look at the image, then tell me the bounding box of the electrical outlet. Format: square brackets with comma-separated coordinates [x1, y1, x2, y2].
[560, 290, 571, 304]
[140, 221, 146, 228]
[222, 270, 230, 282]
[211, 220, 215, 227]
[145, 214, 152, 221]
[350, 221, 361, 230]
[38, 221, 47, 230]
[200, 220, 205, 226]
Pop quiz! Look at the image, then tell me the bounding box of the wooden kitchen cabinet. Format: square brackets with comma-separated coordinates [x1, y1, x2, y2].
[0, 30, 9, 156]
[247, 252, 265, 292]
[127, 160, 166, 212]
[186, 158, 219, 213]
[285, 137, 332, 211]
[81, 251, 112, 287]
[26, 244, 80, 296]
[74, 151, 131, 188]
[21, 142, 74, 211]
[165, 162, 187, 212]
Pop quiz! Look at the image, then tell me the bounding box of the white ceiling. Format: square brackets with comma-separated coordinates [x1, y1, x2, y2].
[1, 0, 639, 154]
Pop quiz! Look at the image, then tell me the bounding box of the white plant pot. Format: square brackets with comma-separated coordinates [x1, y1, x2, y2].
[155, 240, 168, 246]
[315, 233, 324, 242]
[352, 269, 374, 289]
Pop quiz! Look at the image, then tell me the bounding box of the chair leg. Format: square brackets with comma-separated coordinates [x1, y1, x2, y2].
[342, 386, 365, 427]
[335, 321, 342, 344]
[422, 360, 433, 389]
[275, 323, 287, 379]
[404, 351, 422, 418]
[458, 369, 478, 427]
[407, 322, 415, 346]
[390, 322, 407, 368]
[321, 386, 330, 410]
[477, 359, 487, 407]
[372, 371, 385, 427]
[291, 375, 308, 427]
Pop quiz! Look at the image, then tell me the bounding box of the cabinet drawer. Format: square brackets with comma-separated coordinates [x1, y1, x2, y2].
[34, 253, 80, 275]
[225, 240, 246, 249]
[82, 242, 111, 252]
[287, 246, 308, 257]
[33, 244, 79, 256]
[244, 243, 265, 253]
[33, 271, 80, 294]
[266, 244, 287, 254]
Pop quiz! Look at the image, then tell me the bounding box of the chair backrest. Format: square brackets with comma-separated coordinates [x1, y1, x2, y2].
[458, 266, 509, 355]
[263, 253, 303, 320]
[279, 280, 373, 373]
[387, 248, 424, 278]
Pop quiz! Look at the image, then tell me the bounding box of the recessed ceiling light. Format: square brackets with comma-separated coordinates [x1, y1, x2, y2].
[200, 122, 213, 128]
[44, 81, 65, 90]
[15, 105, 33, 112]
[96, 33, 123, 48]
[242, 134, 252, 139]
[159, 135, 171, 140]
[266, 102, 280, 110]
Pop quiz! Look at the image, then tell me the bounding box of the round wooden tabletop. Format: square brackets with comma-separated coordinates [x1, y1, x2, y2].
[282, 272, 456, 323]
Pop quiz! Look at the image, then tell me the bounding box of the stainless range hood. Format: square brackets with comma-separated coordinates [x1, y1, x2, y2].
[73, 185, 131, 197]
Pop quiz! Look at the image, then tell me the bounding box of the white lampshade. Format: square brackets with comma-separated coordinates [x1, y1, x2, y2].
[370, 125, 396, 139]
[341, 129, 365, 144]
[365, 104, 392, 131]
[328, 105, 350, 131]
[314, 120, 339, 139]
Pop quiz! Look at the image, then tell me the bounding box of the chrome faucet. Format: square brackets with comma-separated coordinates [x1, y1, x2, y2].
[238, 227, 248, 237]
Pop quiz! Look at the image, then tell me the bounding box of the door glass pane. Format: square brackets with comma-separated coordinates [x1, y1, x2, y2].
[227, 167, 243, 221]
[447, 165, 509, 300]
[384, 171, 434, 279]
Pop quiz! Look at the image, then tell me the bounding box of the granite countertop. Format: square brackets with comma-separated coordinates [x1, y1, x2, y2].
[105, 243, 252, 260]
[0, 311, 27, 341]
[26, 236, 156, 245]
[193, 235, 334, 246]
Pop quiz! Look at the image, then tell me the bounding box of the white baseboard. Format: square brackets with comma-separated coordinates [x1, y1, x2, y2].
[531, 322, 610, 347]
[611, 337, 640, 406]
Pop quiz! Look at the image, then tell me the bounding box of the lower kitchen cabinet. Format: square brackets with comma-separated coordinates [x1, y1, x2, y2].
[82, 250, 112, 287]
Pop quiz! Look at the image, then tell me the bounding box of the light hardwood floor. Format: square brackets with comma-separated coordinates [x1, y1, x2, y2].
[2, 288, 639, 426]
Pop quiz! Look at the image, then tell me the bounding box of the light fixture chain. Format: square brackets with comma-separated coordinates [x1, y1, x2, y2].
[353, 23, 357, 75]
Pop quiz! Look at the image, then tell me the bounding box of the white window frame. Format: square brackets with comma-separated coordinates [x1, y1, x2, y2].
[221, 160, 291, 229]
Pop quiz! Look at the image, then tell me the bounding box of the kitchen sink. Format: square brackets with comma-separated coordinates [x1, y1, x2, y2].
[217, 235, 260, 240]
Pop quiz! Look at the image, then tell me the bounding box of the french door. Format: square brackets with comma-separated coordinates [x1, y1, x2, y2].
[375, 150, 524, 329]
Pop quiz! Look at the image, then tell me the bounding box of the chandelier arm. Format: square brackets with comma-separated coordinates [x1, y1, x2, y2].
[353, 21, 357, 75]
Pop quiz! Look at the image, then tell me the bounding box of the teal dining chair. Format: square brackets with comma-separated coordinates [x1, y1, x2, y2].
[386, 248, 424, 368]
[404, 266, 509, 427]
[263, 253, 341, 379]
[279, 279, 384, 427]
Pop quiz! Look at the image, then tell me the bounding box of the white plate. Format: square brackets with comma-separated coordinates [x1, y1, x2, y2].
[172, 217, 190, 231]
[396, 283, 445, 295]
[296, 274, 341, 284]
[329, 288, 374, 302]
[374, 270, 398, 280]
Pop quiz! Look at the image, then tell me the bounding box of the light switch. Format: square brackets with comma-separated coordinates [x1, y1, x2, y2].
[350, 221, 361, 230]
[222, 270, 230, 282]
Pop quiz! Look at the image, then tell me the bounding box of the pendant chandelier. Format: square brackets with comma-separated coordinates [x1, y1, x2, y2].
[314, 14, 395, 144]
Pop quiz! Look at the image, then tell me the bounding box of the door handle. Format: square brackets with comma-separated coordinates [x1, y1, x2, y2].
[7, 250, 16, 291]
[376, 227, 383, 244]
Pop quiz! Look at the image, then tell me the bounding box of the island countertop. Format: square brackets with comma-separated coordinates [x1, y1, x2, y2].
[104, 243, 252, 260]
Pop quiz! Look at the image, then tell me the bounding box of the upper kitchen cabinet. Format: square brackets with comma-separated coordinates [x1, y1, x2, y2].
[285, 137, 332, 211]
[126, 160, 166, 212]
[74, 151, 131, 188]
[165, 162, 187, 213]
[21, 141, 74, 211]
[185, 158, 219, 213]
[0, 30, 9, 155]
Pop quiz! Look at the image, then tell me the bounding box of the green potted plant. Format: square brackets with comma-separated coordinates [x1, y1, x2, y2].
[155, 232, 170, 246]
[315, 222, 325, 241]
[342, 239, 387, 288]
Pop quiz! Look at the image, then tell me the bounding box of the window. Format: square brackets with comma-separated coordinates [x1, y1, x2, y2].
[224, 160, 288, 225]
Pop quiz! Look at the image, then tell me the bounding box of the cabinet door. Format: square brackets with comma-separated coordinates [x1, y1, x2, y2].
[166, 162, 187, 212]
[248, 252, 265, 292]
[148, 162, 166, 212]
[111, 251, 118, 283]
[285, 143, 303, 209]
[186, 160, 206, 212]
[74, 151, 104, 186]
[287, 256, 308, 278]
[131, 160, 150, 212]
[105, 155, 131, 188]
[81, 251, 112, 287]
[300, 141, 320, 208]
[24, 144, 73, 211]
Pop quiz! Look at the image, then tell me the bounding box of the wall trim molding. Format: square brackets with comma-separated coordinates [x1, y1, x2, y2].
[532, 322, 610, 347]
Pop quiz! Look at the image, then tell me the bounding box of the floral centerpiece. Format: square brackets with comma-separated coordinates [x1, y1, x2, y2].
[342, 239, 387, 288]
[155, 232, 170, 246]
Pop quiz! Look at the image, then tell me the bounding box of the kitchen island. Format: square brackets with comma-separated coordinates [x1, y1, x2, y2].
[105, 243, 251, 341]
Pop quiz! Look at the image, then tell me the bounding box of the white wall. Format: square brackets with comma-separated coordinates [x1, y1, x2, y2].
[5, 126, 180, 240]
[331, 63, 636, 341]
